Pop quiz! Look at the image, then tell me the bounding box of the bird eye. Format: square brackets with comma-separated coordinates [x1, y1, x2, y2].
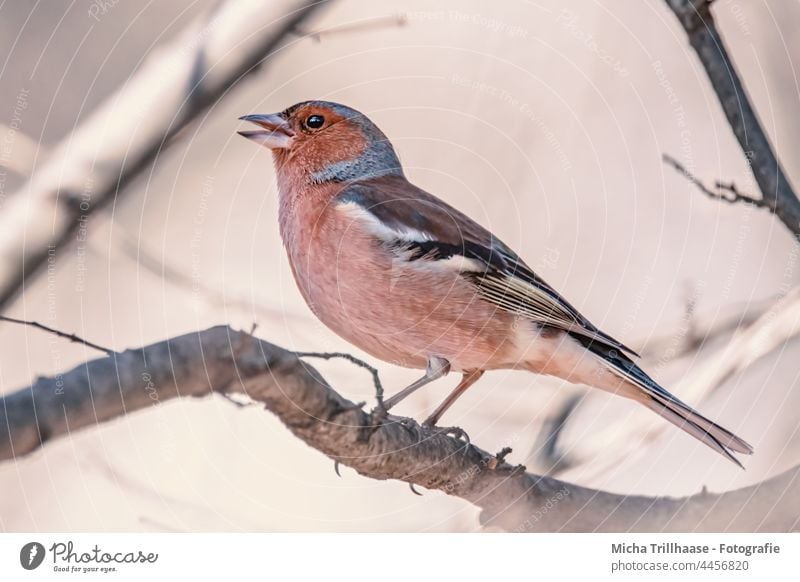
[305, 114, 325, 130]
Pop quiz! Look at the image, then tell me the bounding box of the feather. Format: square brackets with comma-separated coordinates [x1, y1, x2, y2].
[643, 399, 745, 468]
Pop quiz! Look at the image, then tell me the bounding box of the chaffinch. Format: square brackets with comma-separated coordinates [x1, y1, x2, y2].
[239, 101, 753, 466]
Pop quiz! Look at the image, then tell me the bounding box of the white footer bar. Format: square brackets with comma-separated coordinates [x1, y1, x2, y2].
[1, 533, 797, 580]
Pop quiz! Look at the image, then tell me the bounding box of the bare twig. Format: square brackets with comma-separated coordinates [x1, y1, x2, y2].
[112, 234, 305, 324]
[0, 326, 797, 532]
[663, 154, 766, 208]
[664, 0, 800, 239]
[295, 350, 385, 406]
[0, 315, 114, 356]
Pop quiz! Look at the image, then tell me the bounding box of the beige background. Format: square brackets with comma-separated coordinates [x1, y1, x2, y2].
[0, 0, 798, 531]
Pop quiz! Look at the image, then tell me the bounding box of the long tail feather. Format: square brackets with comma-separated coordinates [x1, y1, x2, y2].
[644, 386, 753, 454]
[578, 337, 753, 466]
[643, 398, 744, 468]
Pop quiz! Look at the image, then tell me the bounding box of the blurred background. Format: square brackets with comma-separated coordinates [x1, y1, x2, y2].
[0, 0, 798, 532]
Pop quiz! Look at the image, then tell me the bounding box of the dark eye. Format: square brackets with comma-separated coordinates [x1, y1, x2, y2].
[305, 114, 325, 129]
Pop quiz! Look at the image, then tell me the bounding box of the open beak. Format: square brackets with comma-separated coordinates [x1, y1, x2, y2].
[237, 113, 294, 149]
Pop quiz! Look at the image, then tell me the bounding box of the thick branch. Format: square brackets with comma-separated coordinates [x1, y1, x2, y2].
[0, 326, 796, 532]
[0, 0, 328, 311]
[664, 0, 800, 238]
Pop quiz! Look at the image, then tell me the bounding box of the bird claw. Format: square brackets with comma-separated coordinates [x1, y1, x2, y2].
[364, 406, 420, 443]
[389, 416, 416, 437]
[427, 424, 471, 454]
[219, 392, 254, 408]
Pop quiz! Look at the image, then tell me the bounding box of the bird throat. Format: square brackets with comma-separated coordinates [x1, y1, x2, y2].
[308, 142, 404, 184]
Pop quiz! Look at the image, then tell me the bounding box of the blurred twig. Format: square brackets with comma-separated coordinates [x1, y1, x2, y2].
[638, 293, 777, 361]
[528, 393, 583, 475]
[676, 287, 800, 396]
[293, 13, 406, 42]
[0, 0, 329, 311]
[664, 0, 800, 239]
[110, 233, 307, 324]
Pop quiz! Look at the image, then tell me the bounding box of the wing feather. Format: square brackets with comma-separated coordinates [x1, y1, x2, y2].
[335, 178, 639, 357]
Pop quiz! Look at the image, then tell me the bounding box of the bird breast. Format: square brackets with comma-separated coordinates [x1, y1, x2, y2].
[279, 193, 525, 371]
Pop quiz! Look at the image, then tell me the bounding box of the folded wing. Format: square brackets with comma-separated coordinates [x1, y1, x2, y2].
[335, 177, 639, 357]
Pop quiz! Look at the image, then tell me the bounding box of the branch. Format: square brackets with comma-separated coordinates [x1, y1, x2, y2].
[0, 315, 114, 356]
[675, 286, 800, 396]
[293, 13, 406, 42]
[663, 154, 766, 208]
[664, 0, 800, 239]
[636, 293, 776, 361]
[0, 0, 328, 311]
[1, 326, 797, 532]
[111, 232, 306, 324]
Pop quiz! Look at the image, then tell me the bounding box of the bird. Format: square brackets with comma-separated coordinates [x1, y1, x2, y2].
[238, 100, 753, 466]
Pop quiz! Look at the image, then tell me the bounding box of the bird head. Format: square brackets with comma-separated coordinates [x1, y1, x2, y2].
[238, 101, 403, 184]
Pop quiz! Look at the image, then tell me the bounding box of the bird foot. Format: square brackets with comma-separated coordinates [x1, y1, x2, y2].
[364, 407, 419, 441]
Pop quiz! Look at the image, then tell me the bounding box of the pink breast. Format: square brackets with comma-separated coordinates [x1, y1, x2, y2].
[280, 201, 521, 372]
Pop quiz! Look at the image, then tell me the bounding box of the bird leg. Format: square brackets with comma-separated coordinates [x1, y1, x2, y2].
[422, 369, 484, 428]
[366, 356, 450, 434]
[381, 355, 451, 411]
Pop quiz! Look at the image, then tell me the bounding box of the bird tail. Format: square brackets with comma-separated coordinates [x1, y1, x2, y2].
[579, 339, 754, 467]
[640, 394, 752, 468]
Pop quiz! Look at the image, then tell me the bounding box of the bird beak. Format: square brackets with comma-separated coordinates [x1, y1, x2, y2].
[237, 113, 294, 149]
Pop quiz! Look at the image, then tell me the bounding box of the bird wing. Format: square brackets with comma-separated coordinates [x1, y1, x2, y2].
[334, 176, 639, 357]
